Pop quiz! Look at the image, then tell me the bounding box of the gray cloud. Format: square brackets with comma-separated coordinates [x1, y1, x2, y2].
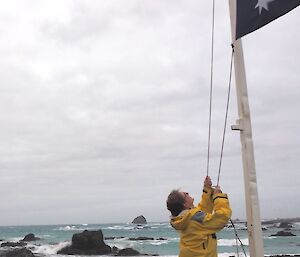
[0, 1, 299, 225]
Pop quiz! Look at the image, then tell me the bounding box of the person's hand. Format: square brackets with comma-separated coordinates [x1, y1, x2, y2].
[204, 176, 212, 188]
[213, 186, 222, 194]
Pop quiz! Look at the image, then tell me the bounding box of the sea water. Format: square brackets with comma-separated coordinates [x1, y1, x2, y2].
[0, 221, 299, 256]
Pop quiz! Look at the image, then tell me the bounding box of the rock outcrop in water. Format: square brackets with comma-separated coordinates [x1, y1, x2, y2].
[278, 222, 293, 229]
[57, 230, 142, 256]
[132, 215, 147, 224]
[1, 242, 27, 247]
[57, 230, 111, 255]
[0, 248, 35, 257]
[270, 230, 296, 237]
[117, 248, 141, 256]
[20, 233, 40, 242]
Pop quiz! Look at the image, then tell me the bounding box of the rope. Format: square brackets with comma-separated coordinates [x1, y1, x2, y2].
[215, 46, 246, 256]
[216, 44, 234, 186]
[230, 219, 248, 257]
[204, 5, 243, 256]
[206, 0, 216, 177]
[235, 234, 239, 256]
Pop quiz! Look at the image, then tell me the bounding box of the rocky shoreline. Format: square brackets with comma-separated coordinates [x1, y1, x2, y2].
[0, 230, 161, 257]
[0, 217, 299, 257]
[1, 247, 299, 257]
[261, 217, 300, 225]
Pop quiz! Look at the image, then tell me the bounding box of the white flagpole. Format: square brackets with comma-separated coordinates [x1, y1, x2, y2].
[228, 0, 264, 256]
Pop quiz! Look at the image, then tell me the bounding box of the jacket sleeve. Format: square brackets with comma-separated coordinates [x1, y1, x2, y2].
[197, 186, 214, 214]
[194, 193, 232, 235]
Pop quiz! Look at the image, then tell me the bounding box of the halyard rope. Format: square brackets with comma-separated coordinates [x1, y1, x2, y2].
[206, 0, 216, 177]
[206, 4, 245, 256]
[230, 219, 248, 257]
[216, 45, 234, 186]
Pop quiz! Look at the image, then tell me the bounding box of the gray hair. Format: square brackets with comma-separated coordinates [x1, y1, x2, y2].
[166, 190, 185, 216]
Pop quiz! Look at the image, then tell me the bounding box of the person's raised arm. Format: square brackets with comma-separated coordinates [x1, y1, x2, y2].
[196, 185, 232, 235]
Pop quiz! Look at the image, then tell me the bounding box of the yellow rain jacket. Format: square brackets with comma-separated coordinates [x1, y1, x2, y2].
[170, 187, 232, 257]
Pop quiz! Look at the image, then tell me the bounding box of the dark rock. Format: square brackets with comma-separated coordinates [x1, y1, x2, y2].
[0, 248, 35, 257]
[132, 215, 147, 224]
[21, 234, 40, 242]
[57, 230, 145, 256]
[129, 237, 154, 241]
[105, 237, 125, 240]
[1, 242, 27, 247]
[72, 230, 108, 249]
[116, 248, 140, 256]
[270, 230, 296, 237]
[57, 230, 111, 255]
[111, 246, 120, 254]
[278, 222, 293, 228]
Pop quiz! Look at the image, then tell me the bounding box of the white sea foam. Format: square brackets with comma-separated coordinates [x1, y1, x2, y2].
[104, 224, 153, 230]
[149, 241, 168, 245]
[264, 235, 277, 239]
[148, 223, 171, 228]
[104, 225, 134, 230]
[28, 241, 71, 255]
[150, 222, 167, 226]
[55, 225, 99, 231]
[40, 234, 53, 238]
[55, 225, 78, 231]
[218, 238, 249, 246]
[109, 242, 135, 249]
[167, 237, 180, 242]
[6, 237, 23, 242]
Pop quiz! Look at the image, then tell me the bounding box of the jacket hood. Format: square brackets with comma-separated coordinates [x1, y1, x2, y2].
[170, 209, 193, 231]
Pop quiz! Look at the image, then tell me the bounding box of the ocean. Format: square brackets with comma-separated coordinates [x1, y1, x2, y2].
[0, 221, 299, 256]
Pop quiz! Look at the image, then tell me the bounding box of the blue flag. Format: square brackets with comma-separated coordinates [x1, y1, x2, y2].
[236, 0, 300, 39]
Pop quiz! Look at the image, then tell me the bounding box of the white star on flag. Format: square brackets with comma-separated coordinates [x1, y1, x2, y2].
[255, 0, 276, 14]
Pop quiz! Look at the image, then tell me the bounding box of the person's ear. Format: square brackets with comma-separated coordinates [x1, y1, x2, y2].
[183, 202, 188, 209]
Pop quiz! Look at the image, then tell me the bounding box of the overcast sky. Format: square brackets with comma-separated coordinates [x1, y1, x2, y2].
[0, 1, 299, 226]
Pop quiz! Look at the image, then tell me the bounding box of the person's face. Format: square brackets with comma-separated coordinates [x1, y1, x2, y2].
[181, 192, 194, 209]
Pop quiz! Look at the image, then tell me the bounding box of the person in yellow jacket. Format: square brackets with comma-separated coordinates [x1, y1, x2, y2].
[166, 176, 232, 257]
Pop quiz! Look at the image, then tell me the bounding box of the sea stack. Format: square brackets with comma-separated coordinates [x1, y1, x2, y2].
[132, 215, 147, 224]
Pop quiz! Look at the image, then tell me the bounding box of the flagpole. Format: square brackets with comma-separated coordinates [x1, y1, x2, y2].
[228, 0, 264, 256]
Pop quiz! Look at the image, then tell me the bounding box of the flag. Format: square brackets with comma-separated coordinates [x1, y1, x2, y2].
[236, 0, 300, 39]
